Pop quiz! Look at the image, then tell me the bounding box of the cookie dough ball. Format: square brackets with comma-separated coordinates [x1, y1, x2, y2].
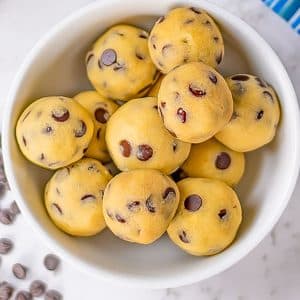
[149, 7, 224, 73]
[86, 24, 158, 101]
[167, 178, 242, 256]
[16, 97, 94, 169]
[158, 62, 233, 143]
[45, 158, 112, 236]
[74, 91, 118, 162]
[106, 97, 191, 174]
[182, 138, 245, 186]
[103, 169, 179, 244]
[148, 74, 164, 97]
[215, 74, 280, 152]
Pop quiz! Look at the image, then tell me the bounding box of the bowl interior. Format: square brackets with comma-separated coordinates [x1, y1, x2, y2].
[4, 0, 299, 288]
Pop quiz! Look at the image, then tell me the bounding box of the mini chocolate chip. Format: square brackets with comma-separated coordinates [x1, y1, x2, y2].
[218, 209, 227, 220]
[184, 195, 202, 211]
[213, 36, 219, 42]
[190, 7, 201, 14]
[184, 18, 195, 24]
[139, 31, 148, 39]
[209, 72, 218, 84]
[171, 168, 187, 182]
[153, 105, 158, 110]
[100, 48, 117, 66]
[44, 254, 60, 271]
[215, 152, 231, 169]
[256, 77, 267, 88]
[9, 201, 20, 215]
[263, 91, 273, 102]
[150, 35, 157, 49]
[163, 187, 176, 201]
[145, 196, 155, 213]
[177, 108, 186, 123]
[231, 75, 249, 81]
[119, 140, 132, 157]
[256, 110, 264, 120]
[87, 163, 99, 172]
[172, 140, 177, 152]
[189, 83, 206, 97]
[74, 120, 86, 137]
[29, 280, 46, 297]
[12, 263, 27, 279]
[216, 52, 223, 64]
[51, 203, 63, 215]
[96, 128, 102, 140]
[136, 52, 145, 60]
[16, 291, 32, 300]
[45, 290, 62, 300]
[116, 32, 124, 36]
[95, 108, 109, 123]
[127, 201, 140, 212]
[157, 16, 165, 23]
[204, 20, 211, 26]
[137, 84, 152, 94]
[52, 108, 69, 122]
[81, 194, 96, 203]
[136, 144, 153, 161]
[116, 214, 126, 223]
[179, 230, 189, 243]
[160, 102, 166, 108]
[0, 282, 14, 299]
[0, 238, 13, 254]
[86, 52, 94, 65]
[0, 209, 14, 225]
[182, 38, 188, 44]
[22, 136, 27, 146]
[162, 44, 172, 56]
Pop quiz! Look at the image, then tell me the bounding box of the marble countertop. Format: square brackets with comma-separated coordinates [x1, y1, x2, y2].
[0, 0, 299, 299]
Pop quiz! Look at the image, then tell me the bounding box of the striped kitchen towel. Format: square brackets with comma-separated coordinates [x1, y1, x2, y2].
[262, 0, 300, 33]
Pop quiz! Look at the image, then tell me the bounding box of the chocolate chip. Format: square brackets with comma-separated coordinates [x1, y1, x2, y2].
[177, 108, 186, 123]
[190, 7, 201, 14]
[22, 136, 27, 146]
[95, 108, 109, 123]
[100, 48, 117, 66]
[0, 282, 14, 300]
[9, 201, 20, 215]
[256, 77, 267, 88]
[74, 120, 86, 137]
[127, 201, 140, 212]
[157, 16, 165, 23]
[83, 147, 88, 153]
[12, 263, 27, 279]
[0, 238, 13, 254]
[172, 141, 177, 152]
[160, 102, 166, 108]
[256, 110, 264, 120]
[216, 52, 223, 64]
[153, 105, 158, 110]
[209, 72, 217, 84]
[145, 196, 155, 213]
[116, 214, 126, 223]
[29, 280, 46, 297]
[116, 32, 124, 36]
[213, 36, 219, 42]
[218, 209, 227, 220]
[40, 153, 45, 160]
[179, 230, 189, 243]
[96, 128, 102, 140]
[81, 194, 96, 203]
[0, 209, 14, 225]
[86, 52, 94, 65]
[51, 203, 63, 215]
[189, 83, 206, 97]
[204, 20, 211, 26]
[136, 52, 145, 60]
[171, 168, 187, 182]
[150, 36, 157, 49]
[44, 254, 60, 271]
[52, 107, 69, 122]
[215, 152, 231, 169]
[136, 144, 153, 161]
[119, 140, 132, 157]
[263, 91, 273, 102]
[184, 195, 202, 211]
[137, 84, 152, 95]
[16, 291, 32, 300]
[162, 44, 172, 56]
[45, 290, 62, 300]
[139, 31, 148, 39]
[163, 187, 176, 201]
[231, 75, 249, 81]
[184, 18, 195, 24]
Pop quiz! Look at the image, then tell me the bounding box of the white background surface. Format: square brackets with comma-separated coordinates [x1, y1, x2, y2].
[0, 0, 299, 299]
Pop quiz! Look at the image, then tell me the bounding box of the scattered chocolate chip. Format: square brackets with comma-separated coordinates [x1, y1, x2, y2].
[182, 38, 188, 44]
[184, 18, 195, 24]
[172, 140, 177, 152]
[96, 128, 102, 140]
[179, 230, 189, 243]
[204, 20, 211, 26]
[0, 209, 14, 225]
[256, 110, 264, 120]
[137, 84, 152, 95]
[231, 111, 239, 120]
[29, 280, 46, 297]
[139, 31, 148, 39]
[256, 77, 267, 88]
[44, 254, 60, 271]
[160, 102, 166, 108]
[12, 263, 27, 279]
[162, 44, 172, 56]
[81, 194, 96, 203]
[16, 290, 32, 300]
[135, 52, 145, 60]
[209, 72, 218, 84]
[213, 36, 219, 42]
[218, 209, 227, 220]
[216, 52, 223, 64]
[45, 290, 62, 300]
[0, 282, 14, 300]
[163, 187, 176, 201]
[0, 238, 13, 254]
[116, 32, 124, 36]
[145, 196, 155, 213]
[189, 83, 206, 97]
[116, 214, 126, 223]
[231, 75, 249, 81]
[119, 140, 132, 157]
[95, 108, 109, 123]
[127, 201, 140, 212]
[263, 91, 273, 102]
[190, 7, 201, 14]
[74, 120, 86, 137]
[40, 153, 45, 160]
[52, 108, 69, 122]
[215, 152, 231, 169]
[51, 203, 63, 215]
[177, 108, 186, 123]
[86, 52, 94, 65]
[22, 136, 27, 146]
[136, 144, 153, 161]
[153, 105, 158, 110]
[100, 48, 117, 66]
[9, 201, 20, 215]
[157, 16, 165, 23]
[184, 195, 202, 211]
[87, 163, 99, 172]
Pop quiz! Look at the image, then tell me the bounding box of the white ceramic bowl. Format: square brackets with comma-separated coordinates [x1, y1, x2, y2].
[2, 0, 300, 289]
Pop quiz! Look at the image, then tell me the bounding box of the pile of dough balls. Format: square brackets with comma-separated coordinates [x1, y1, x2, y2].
[15, 7, 280, 256]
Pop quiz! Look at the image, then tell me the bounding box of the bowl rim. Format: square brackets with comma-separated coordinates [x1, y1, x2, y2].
[2, 0, 300, 289]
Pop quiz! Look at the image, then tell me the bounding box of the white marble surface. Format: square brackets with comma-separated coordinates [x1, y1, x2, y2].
[0, 0, 299, 299]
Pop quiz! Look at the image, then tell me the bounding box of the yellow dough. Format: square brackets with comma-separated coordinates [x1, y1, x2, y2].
[167, 178, 242, 256]
[45, 158, 112, 236]
[148, 7, 224, 73]
[106, 97, 191, 174]
[16, 96, 94, 170]
[148, 75, 164, 97]
[182, 138, 245, 186]
[103, 169, 179, 244]
[215, 74, 281, 152]
[158, 62, 233, 143]
[86, 24, 158, 101]
[74, 91, 118, 162]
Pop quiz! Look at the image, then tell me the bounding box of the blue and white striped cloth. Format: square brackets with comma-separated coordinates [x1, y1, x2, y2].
[262, 0, 300, 34]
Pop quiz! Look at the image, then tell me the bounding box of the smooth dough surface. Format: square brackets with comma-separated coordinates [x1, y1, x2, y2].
[103, 169, 179, 244]
[106, 97, 191, 174]
[86, 24, 158, 101]
[16, 97, 94, 169]
[74, 91, 118, 162]
[45, 158, 112, 236]
[158, 62, 233, 143]
[167, 178, 242, 256]
[181, 138, 245, 186]
[148, 7, 224, 73]
[215, 74, 280, 152]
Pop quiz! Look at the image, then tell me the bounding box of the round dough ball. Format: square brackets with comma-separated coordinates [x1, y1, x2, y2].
[215, 74, 280, 152]
[148, 74, 164, 97]
[86, 24, 158, 101]
[167, 178, 242, 256]
[181, 138, 245, 186]
[158, 62, 233, 143]
[106, 97, 191, 174]
[16, 96, 94, 169]
[148, 7, 224, 73]
[45, 158, 112, 236]
[103, 169, 179, 244]
[74, 91, 118, 162]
